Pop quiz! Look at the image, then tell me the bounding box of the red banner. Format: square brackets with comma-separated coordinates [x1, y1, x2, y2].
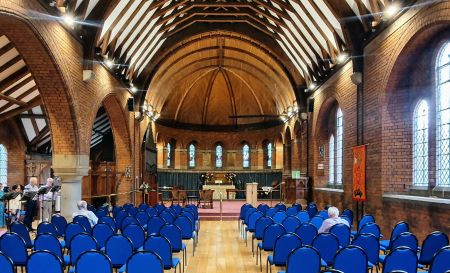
[352, 145, 366, 202]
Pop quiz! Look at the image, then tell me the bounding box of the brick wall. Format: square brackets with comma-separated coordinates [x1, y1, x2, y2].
[0, 120, 26, 185]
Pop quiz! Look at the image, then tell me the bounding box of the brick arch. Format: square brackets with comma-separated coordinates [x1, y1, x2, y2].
[314, 96, 339, 139]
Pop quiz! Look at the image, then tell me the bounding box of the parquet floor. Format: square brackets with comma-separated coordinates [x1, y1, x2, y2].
[183, 220, 283, 273]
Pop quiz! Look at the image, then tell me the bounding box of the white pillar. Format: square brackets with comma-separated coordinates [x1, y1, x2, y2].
[60, 175, 83, 219]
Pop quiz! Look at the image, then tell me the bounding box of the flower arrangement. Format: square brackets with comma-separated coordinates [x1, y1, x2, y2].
[139, 182, 151, 193]
[225, 173, 236, 183]
[200, 172, 214, 184]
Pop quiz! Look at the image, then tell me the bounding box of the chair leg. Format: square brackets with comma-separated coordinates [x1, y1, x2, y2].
[260, 250, 262, 271]
[245, 230, 247, 246]
[256, 246, 259, 265]
[252, 237, 254, 256]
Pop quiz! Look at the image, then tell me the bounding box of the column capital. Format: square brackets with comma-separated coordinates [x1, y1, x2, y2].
[52, 154, 90, 178]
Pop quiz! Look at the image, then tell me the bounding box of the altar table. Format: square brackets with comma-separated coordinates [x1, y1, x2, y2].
[202, 184, 236, 200]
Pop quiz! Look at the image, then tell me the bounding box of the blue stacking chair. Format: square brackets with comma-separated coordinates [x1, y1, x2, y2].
[278, 245, 320, 273]
[291, 203, 302, 211]
[74, 250, 112, 273]
[0, 232, 28, 268]
[160, 224, 187, 271]
[105, 235, 133, 270]
[245, 211, 264, 245]
[418, 231, 449, 268]
[282, 216, 301, 233]
[306, 203, 318, 219]
[242, 207, 258, 237]
[112, 206, 123, 218]
[73, 215, 92, 233]
[155, 203, 166, 214]
[120, 216, 139, 231]
[286, 207, 298, 216]
[92, 223, 115, 249]
[309, 215, 324, 230]
[352, 214, 375, 236]
[147, 216, 167, 235]
[380, 221, 409, 251]
[341, 209, 353, 226]
[114, 210, 129, 227]
[34, 233, 68, 265]
[37, 222, 59, 237]
[267, 233, 302, 273]
[171, 204, 182, 216]
[318, 210, 329, 219]
[382, 246, 418, 273]
[428, 246, 450, 273]
[51, 215, 68, 237]
[136, 211, 150, 228]
[160, 210, 175, 224]
[185, 205, 199, 223]
[68, 233, 97, 267]
[143, 235, 181, 273]
[123, 203, 134, 212]
[312, 232, 340, 267]
[257, 223, 286, 270]
[27, 250, 63, 273]
[119, 251, 164, 273]
[95, 208, 109, 219]
[174, 216, 196, 256]
[10, 221, 33, 248]
[272, 211, 287, 224]
[87, 205, 96, 212]
[239, 204, 253, 231]
[252, 217, 274, 256]
[146, 207, 158, 217]
[0, 251, 14, 273]
[265, 207, 279, 218]
[330, 223, 351, 247]
[99, 216, 117, 232]
[330, 245, 368, 273]
[352, 233, 380, 271]
[181, 211, 198, 237]
[340, 215, 352, 227]
[183, 207, 199, 232]
[123, 224, 146, 251]
[64, 222, 86, 250]
[257, 204, 270, 214]
[138, 203, 149, 211]
[294, 222, 318, 246]
[274, 203, 287, 211]
[359, 222, 381, 239]
[379, 232, 418, 263]
[296, 211, 310, 223]
[128, 207, 138, 217]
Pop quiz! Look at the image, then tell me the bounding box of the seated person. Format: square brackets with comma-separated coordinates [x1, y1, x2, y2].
[72, 200, 98, 227]
[318, 206, 349, 233]
[8, 184, 22, 224]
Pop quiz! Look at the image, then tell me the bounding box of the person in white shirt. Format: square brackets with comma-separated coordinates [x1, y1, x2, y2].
[72, 200, 98, 227]
[41, 178, 54, 222]
[318, 206, 350, 233]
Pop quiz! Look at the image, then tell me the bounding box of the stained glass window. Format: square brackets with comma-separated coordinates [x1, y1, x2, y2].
[437, 42, 450, 187]
[329, 135, 335, 185]
[413, 100, 429, 186]
[0, 145, 6, 186]
[167, 142, 171, 167]
[243, 144, 250, 168]
[189, 143, 196, 168]
[216, 144, 223, 168]
[336, 108, 343, 185]
[267, 143, 273, 168]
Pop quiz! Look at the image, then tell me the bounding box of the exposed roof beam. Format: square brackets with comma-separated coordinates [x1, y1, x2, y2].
[0, 67, 29, 92]
[0, 97, 42, 122]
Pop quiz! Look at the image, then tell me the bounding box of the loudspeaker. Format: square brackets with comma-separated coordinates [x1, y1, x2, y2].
[308, 98, 314, 113]
[127, 97, 134, 112]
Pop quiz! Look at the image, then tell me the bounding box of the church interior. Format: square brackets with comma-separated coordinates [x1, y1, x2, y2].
[0, 0, 449, 272]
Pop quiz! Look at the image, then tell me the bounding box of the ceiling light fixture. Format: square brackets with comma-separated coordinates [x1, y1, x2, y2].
[62, 14, 75, 27]
[105, 59, 114, 68]
[308, 82, 317, 91]
[337, 52, 349, 64]
[385, 3, 401, 19]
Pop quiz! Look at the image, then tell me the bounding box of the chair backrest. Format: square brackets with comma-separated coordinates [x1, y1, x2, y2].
[95, 209, 109, 219]
[382, 246, 418, 273]
[296, 211, 310, 223]
[358, 214, 375, 230]
[70, 233, 98, 264]
[254, 216, 274, 240]
[181, 211, 196, 230]
[121, 216, 139, 230]
[429, 246, 450, 273]
[143, 235, 173, 269]
[128, 207, 138, 217]
[243, 208, 257, 225]
[123, 203, 134, 212]
[419, 231, 449, 266]
[10, 221, 32, 248]
[247, 211, 264, 231]
[261, 223, 286, 250]
[112, 206, 123, 218]
[0, 232, 27, 265]
[330, 223, 351, 247]
[170, 204, 182, 216]
[125, 251, 164, 273]
[318, 210, 328, 219]
[75, 250, 112, 273]
[286, 207, 298, 216]
[27, 250, 63, 273]
[309, 215, 324, 230]
[146, 207, 157, 217]
[341, 209, 353, 226]
[272, 233, 302, 265]
[340, 215, 351, 227]
[34, 233, 64, 259]
[138, 203, 149, 211]
[147, 216, 167, 235]
[114, 210, 129, 227]
[135, 211, 149, 227]
[352, 233, 380, 265]
[359, 222, 381, 239]
[99, 216, 117, 232]
[64, 222, 86, 249]
[274, 203, 287, 211]
[273, 211, 288, 224]
[291, 203, 302, 212]
[257, 204, 270, 214]
[286, 246, 320, 273]
[294, 223, 318, 246]
[332, 245, 368, 273]
[306, 203, 318, 219]
[73, 215, 92, 232]
[265, 207, 279, 218]
[155, 203, 166, 214]
[160, 224, 183, 252]
[160, 210, 175, 224]
[174, 216, 194, 239]
[185, 204, 198, 219]
[105, 234, 133, 267]
[282, 216, 302, 233]
[37, 222, 59, 237]
[240, 204, 253, 220]
[123, 224, 146, 250]
[389, 221, 409, 245]
[51, 214, 68, 237]
[391, 232, 418, 252]
[92, 223, 115, 249]
[0, 251, 14, 273]
[312, 232, 340, 266]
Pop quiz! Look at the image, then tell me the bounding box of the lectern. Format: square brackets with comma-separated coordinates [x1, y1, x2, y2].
[246, 182, 258, 207]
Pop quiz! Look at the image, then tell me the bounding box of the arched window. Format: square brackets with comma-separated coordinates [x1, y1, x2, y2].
[336, 108, 343, 185]
[267, 142, 273, 168]
[437, 42, 450, 187]
[329, 135, 335, 185]
[242, 143, 250, 168]
[0, 144, 6, 186]
[413, 100, 429, 186]
[216, 144, 223, 168]
[189, 143, 196, 168]
[167, 142, 172, 167]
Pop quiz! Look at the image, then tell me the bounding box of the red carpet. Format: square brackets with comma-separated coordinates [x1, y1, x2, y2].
[197, 200, 273, 221]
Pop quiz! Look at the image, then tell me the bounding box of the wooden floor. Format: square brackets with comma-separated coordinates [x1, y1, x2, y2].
[183, 220, 282, 273]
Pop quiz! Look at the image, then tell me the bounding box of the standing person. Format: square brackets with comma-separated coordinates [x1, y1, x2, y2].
[318, 206, 350, 233]
[23, 177, 39, 230]
[8, 184, 21, 224]
[0, 184, 4, 228]
[41, 178, 54, 222]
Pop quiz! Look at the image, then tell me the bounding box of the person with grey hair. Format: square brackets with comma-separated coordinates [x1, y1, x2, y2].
[72, 200, 98, 227]
[23, 177, 39, 230]
[41, 178, 54, 222]
[318, 206, 349, 233]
